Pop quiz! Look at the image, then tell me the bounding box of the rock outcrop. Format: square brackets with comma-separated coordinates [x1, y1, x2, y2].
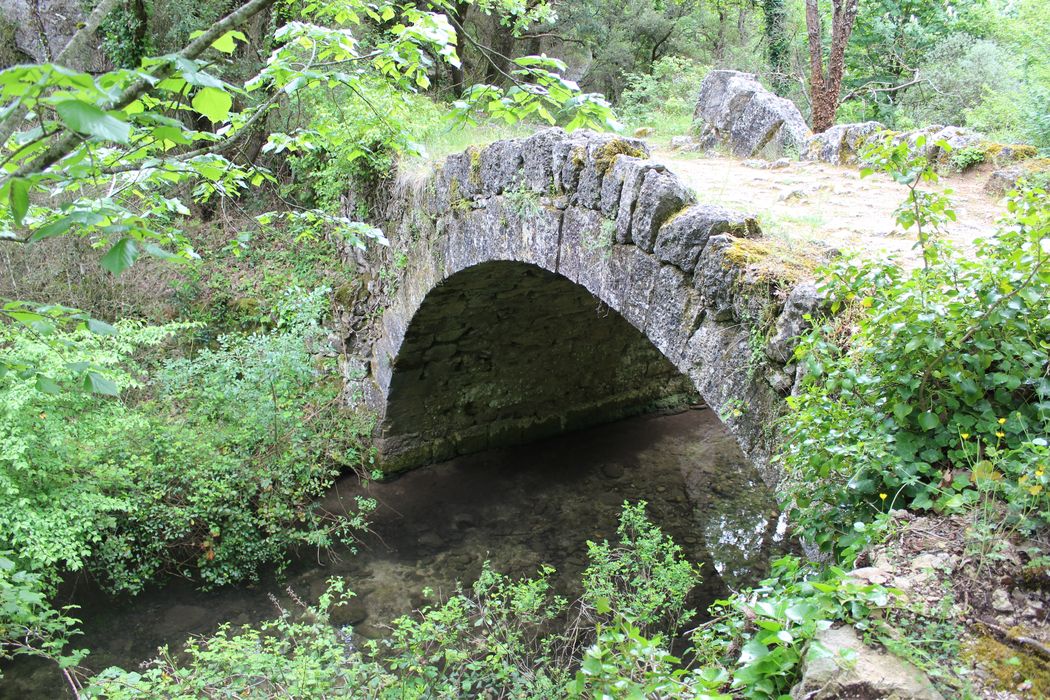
[803, 121, 884, 166]
[791, 626, 945, 700]
[692, 70, 812, 159]
[803, 122, 990, 167]
[0, 0, 107, 70]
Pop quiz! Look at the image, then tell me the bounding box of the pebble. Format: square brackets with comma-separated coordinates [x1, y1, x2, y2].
[991, 588, 1014, 612]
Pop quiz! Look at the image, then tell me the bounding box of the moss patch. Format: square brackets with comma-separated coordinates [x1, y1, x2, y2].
[594, 139, 645, 176]
[468, 146, 483, 187]
[981, 141, 1038, 164]
[965, 632, 1050, 696]
[724, 237, 825, 284]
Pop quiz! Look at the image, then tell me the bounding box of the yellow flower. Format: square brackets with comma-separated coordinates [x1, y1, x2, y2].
[960, 433, 970, 440]
[879, 493, 888, 501]
[1019, 475, 1029, 484]
[1037, 469, 1045, 478]
[998, 417, 1007, 425]
[996, 431, 1005, 438]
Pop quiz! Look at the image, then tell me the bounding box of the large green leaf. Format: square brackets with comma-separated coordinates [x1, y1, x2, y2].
[191, 87, 233, 123]
[55, 100, 131, 144]
[100, 238, 139, 275]
[83, 371, 119, 396]
[7, 178, 29, 226]
[210, 30, 247, 54]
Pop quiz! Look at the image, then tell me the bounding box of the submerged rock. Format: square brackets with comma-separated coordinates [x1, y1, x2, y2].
[692, 70, 812, 159]
[791, 625, 945, 700]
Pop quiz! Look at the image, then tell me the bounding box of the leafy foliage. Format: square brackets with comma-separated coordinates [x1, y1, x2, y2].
[582, 501, 700, 635]
[84, 503, 711, 698]
[0, 552, 86, 677]
[618, 56, 708, 133]
[782, 147, 1049, 552]
[0, 288, 374, 597]
[79, 519, 912, 700]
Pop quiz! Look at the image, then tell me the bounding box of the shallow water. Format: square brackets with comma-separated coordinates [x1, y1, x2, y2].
[2, 408, 789, 697]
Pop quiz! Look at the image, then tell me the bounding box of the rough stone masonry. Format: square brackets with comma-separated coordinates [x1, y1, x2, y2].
[348, 128, 824, 485]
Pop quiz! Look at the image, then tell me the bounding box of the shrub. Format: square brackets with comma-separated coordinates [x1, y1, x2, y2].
[0, 287, 374, 596]
[619, 56, 708, 131]
[84, 503, 709, 698]
[949, 146, 985, 172]
[582, 501, 701, 635]
[781, 182, 1050, 553]
[895, 35, 1022, 131]
[276, 79, 445, 211]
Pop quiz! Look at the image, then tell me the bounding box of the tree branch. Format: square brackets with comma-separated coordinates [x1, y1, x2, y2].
[3, 0, 276, 185]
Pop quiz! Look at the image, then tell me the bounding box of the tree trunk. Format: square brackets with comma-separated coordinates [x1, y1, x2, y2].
[762, 0, 789, 94]
[448, 1, 470, 97]
[805, 0, 857, 133]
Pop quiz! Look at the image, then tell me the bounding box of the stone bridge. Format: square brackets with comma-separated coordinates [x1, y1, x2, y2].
[351, 128, 822, 486]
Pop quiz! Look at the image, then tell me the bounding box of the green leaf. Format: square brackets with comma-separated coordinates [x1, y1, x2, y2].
[8, 178, 29, 226]
[191, 87, 232, 123]
[100, 238, 139, 275]
[211, 30, 247, 55]
[55, 100, 131, 144]
[84, 372, 119, 396]
[917, 412, 941, 431]
[30, 216, 75, 241]
[35, 375, 62, 394]
[86, 318, 117, 335]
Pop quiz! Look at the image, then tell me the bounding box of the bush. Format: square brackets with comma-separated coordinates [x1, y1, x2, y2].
[619, 56, 708, 132]
[276, 79, 445, 212]
[895, 35, 1022, 131]
[949, 146, 985, 172]
[582, 501, 700, 635]
[84, 503, 710, 698]
[781, 182, 1050, 553]
[0, 287, 374, 596]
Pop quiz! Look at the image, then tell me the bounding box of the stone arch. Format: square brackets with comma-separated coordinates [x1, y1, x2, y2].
[378, 260, 698, 469]
[359, 128, 824, 485]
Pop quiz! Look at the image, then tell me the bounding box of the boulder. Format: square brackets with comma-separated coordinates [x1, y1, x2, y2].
[654, 204, 759, 274]
[803, 121, 885, 166]
[791, 626, 944, 700]
[894, 124, 985, 165]
[669, 135, 702, 152]
[692, 70, 812, 159]
[764, 282, 826, 364]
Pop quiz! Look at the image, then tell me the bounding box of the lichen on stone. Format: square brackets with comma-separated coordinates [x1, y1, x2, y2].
[468, 146, 483, 187]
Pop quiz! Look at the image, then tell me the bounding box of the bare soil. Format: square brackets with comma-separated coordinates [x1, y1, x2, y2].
[655, 150, 1006, 264]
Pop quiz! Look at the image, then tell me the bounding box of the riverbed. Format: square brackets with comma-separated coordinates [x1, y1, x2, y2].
[2, 407, 789, 697]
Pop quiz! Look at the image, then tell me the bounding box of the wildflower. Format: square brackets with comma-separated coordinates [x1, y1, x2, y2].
[1020, 475, 1028, 484]
[998, 417, 1007, 425]
[996, 431, 1005, 438]
[960, 433, 970, 440]
[879, 493, 888, 501]
[1037, 469, 1045, 478]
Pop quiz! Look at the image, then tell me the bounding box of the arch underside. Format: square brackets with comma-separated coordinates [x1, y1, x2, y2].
[379, 261, 697, 471]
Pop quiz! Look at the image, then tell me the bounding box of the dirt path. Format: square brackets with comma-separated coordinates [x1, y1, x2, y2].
[654, 150, 1006, 263]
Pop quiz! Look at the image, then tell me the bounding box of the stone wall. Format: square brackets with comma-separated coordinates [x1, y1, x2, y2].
[347, 128, 822, 486]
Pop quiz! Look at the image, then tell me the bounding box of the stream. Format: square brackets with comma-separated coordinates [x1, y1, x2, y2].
[2, 407, 790, 697]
